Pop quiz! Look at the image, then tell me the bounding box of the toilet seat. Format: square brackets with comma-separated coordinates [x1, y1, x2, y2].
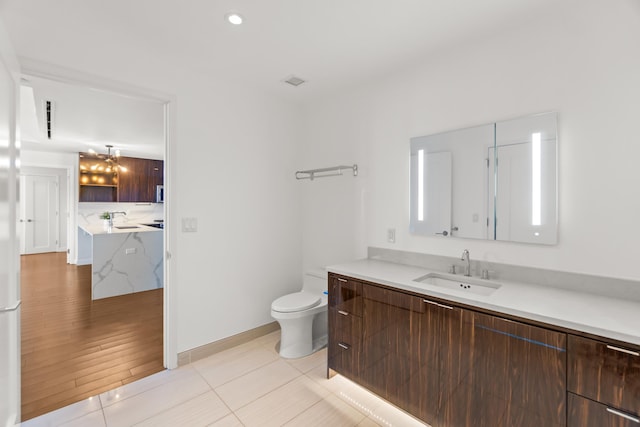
[272, 292, 321, 313]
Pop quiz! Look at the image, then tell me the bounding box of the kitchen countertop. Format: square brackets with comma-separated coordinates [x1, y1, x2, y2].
[79, 223, 162, 236]
[327, 258, 640, 347]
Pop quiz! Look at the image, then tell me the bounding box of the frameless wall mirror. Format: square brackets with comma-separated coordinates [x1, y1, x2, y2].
[410, 112, 557, 245]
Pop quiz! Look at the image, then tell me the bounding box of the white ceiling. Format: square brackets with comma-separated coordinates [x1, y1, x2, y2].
[2, 0, 558, 157]
[19, 75, 165, 159]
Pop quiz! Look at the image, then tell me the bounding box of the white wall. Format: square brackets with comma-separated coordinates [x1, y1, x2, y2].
[300, 0, 640, 282]
[172, 79, 302, 352]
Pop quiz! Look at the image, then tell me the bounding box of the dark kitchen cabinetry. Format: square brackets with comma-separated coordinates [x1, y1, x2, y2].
[328, 273, 568, 427]
[78, 153, 118, 202]
[78, 154, 163, 203]
[117, 157, 163, 203]
[568, 335, 640, 426]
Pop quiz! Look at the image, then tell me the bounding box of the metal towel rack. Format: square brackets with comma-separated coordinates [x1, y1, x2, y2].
[295, 164, 358, 181]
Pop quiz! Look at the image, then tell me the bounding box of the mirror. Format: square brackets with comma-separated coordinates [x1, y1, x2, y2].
[410, 112, 557, 245]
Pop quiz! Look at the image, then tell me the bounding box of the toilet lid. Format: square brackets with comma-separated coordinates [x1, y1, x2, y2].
[272, 292, 321, 313]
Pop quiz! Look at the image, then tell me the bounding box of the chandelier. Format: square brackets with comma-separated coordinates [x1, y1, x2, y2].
[84, 145, 128, 175]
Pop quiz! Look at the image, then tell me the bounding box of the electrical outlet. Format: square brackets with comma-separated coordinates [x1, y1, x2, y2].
[387, 228, 396, 243]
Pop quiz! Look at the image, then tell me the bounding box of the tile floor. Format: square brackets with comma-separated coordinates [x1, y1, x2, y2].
[18, 331, 428, 427]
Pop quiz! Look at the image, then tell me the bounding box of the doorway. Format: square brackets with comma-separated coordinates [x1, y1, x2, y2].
[17, 69, 175, 421]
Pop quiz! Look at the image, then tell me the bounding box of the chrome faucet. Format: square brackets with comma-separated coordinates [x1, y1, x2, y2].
[461, 249, 471, 277]
[109, 211, 127, 227]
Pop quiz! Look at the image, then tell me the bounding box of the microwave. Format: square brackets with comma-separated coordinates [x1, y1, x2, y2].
[156, 185, 164, 203]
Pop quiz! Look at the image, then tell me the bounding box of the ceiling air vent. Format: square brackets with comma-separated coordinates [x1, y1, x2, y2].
[44, 100, 54, 140]
[283, 75, 306, 87]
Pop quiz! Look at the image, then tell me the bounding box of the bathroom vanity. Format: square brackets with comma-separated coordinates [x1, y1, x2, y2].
[78, 224, 163, 300]
[327, 259, 640, 427]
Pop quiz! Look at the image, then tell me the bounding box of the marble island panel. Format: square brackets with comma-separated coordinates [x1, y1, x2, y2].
[78, 225, 163, 300]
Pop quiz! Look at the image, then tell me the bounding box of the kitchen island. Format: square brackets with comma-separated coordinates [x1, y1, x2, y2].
[78, 223, 163, 300]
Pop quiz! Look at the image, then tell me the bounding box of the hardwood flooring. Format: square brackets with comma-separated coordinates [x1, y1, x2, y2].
[20, 252, 164, 421]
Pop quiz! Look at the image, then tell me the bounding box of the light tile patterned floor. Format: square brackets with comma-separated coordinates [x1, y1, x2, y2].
[18, 331, 428, 427]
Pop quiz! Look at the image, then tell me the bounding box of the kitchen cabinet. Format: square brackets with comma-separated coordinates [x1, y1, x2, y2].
[78, 154, 163, 203]
[328, 273, 568, 427]
[568, 335, 640, 426]
[117, 157, 163, 202]
[78, 153, 118, 202]
[328, 276, 363, 382]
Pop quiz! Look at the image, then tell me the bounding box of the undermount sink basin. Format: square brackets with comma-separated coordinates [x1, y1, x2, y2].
[414, 272, 501, 296]
[114, 226, 140, 229]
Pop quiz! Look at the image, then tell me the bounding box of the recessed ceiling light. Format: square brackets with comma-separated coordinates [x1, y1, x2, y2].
[225, 12, 244, 25]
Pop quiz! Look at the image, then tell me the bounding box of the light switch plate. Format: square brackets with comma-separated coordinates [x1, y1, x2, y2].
[182, 217, 198, 232]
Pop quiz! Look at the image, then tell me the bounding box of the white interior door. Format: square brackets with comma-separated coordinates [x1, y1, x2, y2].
[0, 20, 21, 425]
[20, 174, 59, 254]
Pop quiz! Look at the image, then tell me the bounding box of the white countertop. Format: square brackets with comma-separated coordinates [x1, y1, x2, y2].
[328, 259, 640, 347]
[79, 223, 163, 236]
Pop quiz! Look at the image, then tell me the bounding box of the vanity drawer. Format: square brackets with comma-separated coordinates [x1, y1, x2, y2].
[329, 307, 363, 343]
[568, 393, 640, 427]
[568, 335, 640, 414]
[329, 275, 363, 317]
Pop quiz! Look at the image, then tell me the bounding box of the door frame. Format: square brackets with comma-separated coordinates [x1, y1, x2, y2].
[0, 19, 21, 425]
[18, 58, 178, 370]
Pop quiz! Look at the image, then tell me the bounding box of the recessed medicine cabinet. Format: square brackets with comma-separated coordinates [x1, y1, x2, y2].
[410, 112, 557, 245]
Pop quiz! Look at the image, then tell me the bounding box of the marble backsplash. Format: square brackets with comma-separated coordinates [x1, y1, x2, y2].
[368, 247, 640, 302]
[78, 202, 163, 227]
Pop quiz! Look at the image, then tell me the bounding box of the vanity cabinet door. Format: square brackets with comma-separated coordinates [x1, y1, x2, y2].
[360, 285, 438, 416]
[568, 393, 640, 427]
[360, 286, 445, 424]
[439, 310, 567, 427]
[436, 302, 471, 426]
[568, 335, 640, 415]
[412, 297, 448, 424]
[360, 284, 393, 399]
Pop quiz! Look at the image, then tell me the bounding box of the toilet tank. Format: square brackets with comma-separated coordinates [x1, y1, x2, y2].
[302, 269, 328, 294]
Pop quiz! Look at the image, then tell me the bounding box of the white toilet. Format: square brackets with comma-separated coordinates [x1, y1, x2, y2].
[271, 270, 328, 359]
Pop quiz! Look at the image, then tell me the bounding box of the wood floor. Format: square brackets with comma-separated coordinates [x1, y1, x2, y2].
[20, 252, 164, 421]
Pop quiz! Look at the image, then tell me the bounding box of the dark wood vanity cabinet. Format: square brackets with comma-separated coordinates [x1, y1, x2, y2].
[359, 284, 441, 420]
[567, 335, 640, 426]
[328, 273, 568, 427]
